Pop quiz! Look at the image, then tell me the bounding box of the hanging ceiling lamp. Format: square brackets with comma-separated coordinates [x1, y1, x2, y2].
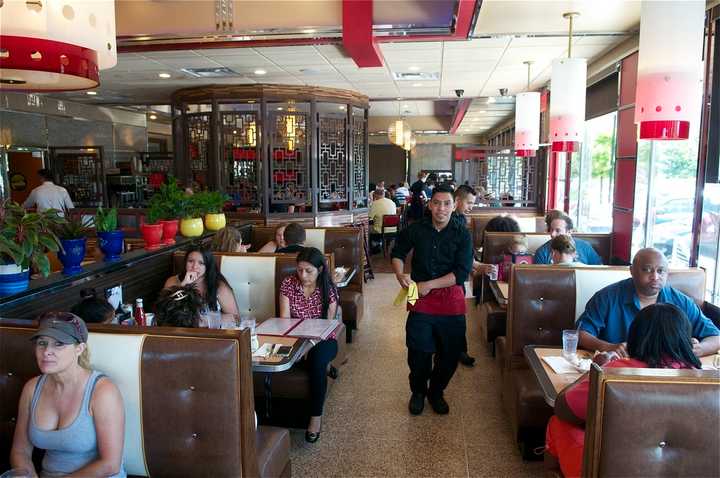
[635, 0, 704, 140]
[514, 61, 541, 157]
[388, 119, 412, 147]
[549, 12, 587, 153]
[402, 131, 416, 151]
[0, 0, 117, 91]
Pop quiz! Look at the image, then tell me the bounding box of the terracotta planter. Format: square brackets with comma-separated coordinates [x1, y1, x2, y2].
[180, 218, 204, 237]
[204, 213, 226, 231]
[160, 219, 179, 245]
[141, 223, 164, 250]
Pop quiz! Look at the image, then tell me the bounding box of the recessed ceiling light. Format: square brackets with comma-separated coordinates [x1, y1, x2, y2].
[412, 83, 422, 87]
[301, 28, 317, 34]
[487, 97, 496, 103]
[276, 107, 283, 111]
[149, 114, 157, 120]
[403, 104, 409, 108]
[233, 130, 237, 134]
[408, 66, 420, 72]
[478, 110, 486, 114]
[158, 73, 171, 79]
[86, 91, 97, 95]
[339, 105, 346, 110]
[254, 69, 267, 75]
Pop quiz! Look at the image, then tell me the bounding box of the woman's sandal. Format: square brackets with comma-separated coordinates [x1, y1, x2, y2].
[305, 429, 321, 443]
[327, 365, 339, 379]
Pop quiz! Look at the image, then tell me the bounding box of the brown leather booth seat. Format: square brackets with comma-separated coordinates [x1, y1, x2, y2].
[248, 226, 364, 342]
[482, 231, 613, 265]
[503, 265, 707, 455]
[0, 321, 291, 478]
[582, 365, 720, 477]
[470, 214, 545, 249]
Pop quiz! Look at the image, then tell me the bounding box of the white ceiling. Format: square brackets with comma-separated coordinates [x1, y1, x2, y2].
[53, 0, 642, 135]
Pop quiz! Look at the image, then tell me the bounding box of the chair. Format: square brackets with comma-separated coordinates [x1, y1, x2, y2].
[381, 214, 400, 257]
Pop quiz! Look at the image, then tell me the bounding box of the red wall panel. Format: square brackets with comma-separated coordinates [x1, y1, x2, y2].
[616, 108, 638, 158]
[612, 208, 634, 262]
[619, 52, 638, 107]
[613, 158, 636, 210]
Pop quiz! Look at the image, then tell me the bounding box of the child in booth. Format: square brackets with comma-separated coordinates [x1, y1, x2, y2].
[550, 234, 579, 265]
[497, 235, 533, 282]
[155, 285, 205, 328]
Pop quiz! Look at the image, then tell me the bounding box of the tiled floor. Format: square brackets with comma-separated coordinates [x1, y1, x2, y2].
[288, 273, 545, 477]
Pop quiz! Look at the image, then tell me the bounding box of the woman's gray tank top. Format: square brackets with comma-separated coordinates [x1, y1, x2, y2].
[28, 370, 126, 478]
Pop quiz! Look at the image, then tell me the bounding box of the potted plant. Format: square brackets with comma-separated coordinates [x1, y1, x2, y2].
[179, 195, 204, 238]
[149, 177, 183, 244]
[54, 209, 93, 276]
[196, 190, 229, 231]
[141, 203, 164, 250]
[95, 206, 124, 262]
[0, 201, 64, 296]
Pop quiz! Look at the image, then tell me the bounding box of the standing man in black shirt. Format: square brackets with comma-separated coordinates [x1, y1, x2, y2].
[391, 184, 473, 415]
[452, 185, 477, 367]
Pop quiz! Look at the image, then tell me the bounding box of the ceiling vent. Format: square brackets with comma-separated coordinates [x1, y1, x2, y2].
[181, 67, 241, 78]
[392, 72, 440, 81]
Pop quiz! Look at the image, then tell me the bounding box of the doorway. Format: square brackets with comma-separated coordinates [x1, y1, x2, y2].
[3, 147, 46, 204]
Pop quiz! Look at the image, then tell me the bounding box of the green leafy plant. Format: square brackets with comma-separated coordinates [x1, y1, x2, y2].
[0, 200, 65, 277]
[178, 195, 203, 220]
[193, 190, 229, 215]
[95, 206, 118, 232]
[146, 201, 163, 225]
[55, 209, 93, 240]
[148, 177, 185, 220]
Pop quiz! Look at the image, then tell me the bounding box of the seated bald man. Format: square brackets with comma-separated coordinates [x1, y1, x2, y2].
[578, 248, 720, 357]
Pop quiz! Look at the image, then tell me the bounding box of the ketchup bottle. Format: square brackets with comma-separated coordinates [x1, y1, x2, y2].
[134, 298, 146, 326]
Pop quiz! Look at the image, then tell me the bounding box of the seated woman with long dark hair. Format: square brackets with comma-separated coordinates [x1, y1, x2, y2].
[545, 303, 702, 477]
[279, 247, 339, 443]
[164, 246, 239, 319]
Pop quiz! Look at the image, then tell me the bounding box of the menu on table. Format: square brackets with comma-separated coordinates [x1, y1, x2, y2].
[256, 317, 341, 341]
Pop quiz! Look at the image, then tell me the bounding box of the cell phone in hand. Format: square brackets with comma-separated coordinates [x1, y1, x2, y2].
[275, 345, 292, 357]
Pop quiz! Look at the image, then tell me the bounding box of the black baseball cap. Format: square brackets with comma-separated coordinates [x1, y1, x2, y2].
[31, 312, 88, 344]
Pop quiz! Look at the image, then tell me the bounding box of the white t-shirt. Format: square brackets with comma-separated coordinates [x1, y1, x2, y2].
[369, 197, 398, 234]
[22, 181, 74, 212]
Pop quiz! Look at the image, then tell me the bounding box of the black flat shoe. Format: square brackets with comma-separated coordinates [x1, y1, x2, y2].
[327, 365, 339, 379]
[459, 352, 476, 367]
[305, 430, 321, 443]
[428, 394, 450, 415]
[408, 392, 425, 415]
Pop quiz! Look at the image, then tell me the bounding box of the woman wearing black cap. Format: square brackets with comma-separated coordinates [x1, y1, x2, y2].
[10, 312, 126, 477]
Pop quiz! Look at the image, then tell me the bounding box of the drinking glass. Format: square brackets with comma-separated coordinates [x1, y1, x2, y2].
[204, 310, 222, 329]
[562, 329, 579, 361]
[240, 316, 260, 352]
[486, 264, 498, 281]
[220, 315, 239, 330]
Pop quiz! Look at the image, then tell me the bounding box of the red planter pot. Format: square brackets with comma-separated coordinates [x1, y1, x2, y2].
[141, 223, 164, 250]
[160, 219, 179, 245]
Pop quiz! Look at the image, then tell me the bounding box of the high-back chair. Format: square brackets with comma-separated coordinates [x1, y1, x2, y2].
[381, 214, 400, 257]
[583, 364, 720, 477]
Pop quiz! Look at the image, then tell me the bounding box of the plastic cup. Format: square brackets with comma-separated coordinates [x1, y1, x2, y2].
[487, 264, 498, 281]
[562, 329, 579, 360]
[240, 317, 260, 352]
[145, 313, 155, 327]
[204, 310, 222, 329]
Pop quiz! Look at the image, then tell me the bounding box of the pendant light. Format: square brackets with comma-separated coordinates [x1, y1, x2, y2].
[0, 0, 117, 91]
[514, 61, 541, 157]
[635, 0, 704, 140]
[549, 12, 587, 153]
[387, 99, 412, 147]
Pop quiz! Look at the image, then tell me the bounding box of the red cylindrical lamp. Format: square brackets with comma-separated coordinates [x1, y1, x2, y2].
[514, 91, 540, 157]
[0, 0, 117, 91]
[549, 57, 587, 153]
[635, 0, 704, 140]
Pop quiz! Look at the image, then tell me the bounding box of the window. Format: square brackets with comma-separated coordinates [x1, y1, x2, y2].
[568, 112, 617, 232]
[698, 184, 720, 302]
[632, 121, 701, 267]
